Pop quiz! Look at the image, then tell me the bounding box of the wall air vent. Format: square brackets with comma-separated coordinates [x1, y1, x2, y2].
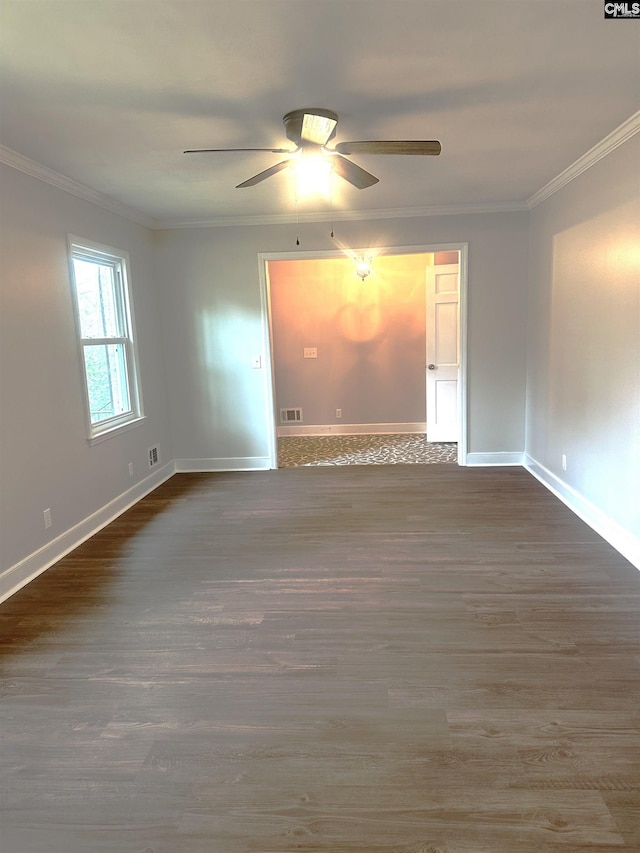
[148, 445, 160, 468]
[280, 408, 303, 424]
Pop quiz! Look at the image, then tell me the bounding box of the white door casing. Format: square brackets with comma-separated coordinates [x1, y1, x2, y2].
[426, 263, 459, 442]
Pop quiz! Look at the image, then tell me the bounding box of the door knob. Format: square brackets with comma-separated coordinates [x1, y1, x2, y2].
[428, 363, 436, 370]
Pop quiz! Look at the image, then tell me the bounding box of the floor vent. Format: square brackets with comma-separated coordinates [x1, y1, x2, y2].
[148, 445, 160, 468]
[280, 408, 303, 424]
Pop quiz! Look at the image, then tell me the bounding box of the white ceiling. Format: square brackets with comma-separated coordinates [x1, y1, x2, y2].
[1, 0, 638, 225]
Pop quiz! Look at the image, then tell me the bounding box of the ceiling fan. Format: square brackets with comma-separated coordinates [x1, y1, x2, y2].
[184, 108, 441, 189]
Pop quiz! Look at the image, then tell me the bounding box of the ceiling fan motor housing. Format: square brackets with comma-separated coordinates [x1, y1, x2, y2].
[283, 108, 339, 146]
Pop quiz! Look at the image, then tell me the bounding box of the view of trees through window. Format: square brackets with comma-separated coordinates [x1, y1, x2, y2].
[69, 239, 141, 439]
[73, 258, 131, 424]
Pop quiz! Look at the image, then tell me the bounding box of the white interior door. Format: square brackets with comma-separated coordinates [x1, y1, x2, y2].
[426, 263, 459, 442]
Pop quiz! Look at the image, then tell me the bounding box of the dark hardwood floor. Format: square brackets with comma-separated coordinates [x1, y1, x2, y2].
[1, 465, 639, 852]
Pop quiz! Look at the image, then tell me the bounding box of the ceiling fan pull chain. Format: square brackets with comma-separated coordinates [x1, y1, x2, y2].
[330, 184, 335, 239]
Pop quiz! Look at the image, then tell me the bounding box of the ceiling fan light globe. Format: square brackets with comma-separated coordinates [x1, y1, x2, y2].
[292, 153, 333, 199]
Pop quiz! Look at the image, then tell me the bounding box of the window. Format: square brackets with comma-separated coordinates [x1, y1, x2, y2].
[68, 238, 143, 441]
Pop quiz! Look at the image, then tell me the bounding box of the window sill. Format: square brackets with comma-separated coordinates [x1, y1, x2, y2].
[88, 415, 146, 446]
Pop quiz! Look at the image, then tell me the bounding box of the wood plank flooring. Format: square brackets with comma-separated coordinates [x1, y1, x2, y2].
[1, 465, 639, 852]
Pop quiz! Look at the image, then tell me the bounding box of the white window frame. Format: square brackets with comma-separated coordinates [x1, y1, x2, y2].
[68, 236, 144, 443]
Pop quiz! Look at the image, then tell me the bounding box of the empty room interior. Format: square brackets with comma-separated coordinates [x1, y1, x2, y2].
[0, 1, 639, 851]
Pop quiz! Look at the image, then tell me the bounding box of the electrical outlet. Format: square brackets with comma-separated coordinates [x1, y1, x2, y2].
[43, 508, 52, 529]
[336, 408, 342, 418]
[303, 347, 318, 359]
[562, 454, 567, 471]
[128, 462, 134, 478]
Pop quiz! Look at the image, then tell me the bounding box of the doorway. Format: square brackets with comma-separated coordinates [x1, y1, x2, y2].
[258, 244, 468, 469]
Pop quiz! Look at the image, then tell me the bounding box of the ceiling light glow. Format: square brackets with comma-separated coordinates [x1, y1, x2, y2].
[292, 152, 333, 198]
[355, 257, 372, 280]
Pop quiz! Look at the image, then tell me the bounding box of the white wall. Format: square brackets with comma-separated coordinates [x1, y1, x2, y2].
[155, 212, 529, 468]
[0, 165, 173, 596]
[526, 134, 640, 565]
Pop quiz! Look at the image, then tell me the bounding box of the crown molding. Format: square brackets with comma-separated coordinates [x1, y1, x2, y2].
[0, 142, 525, 229]
[157, 200, 528, 230]
[0, 145, 159, 229]
[4, 109, 637, 229]
[527, 110, 640, 209]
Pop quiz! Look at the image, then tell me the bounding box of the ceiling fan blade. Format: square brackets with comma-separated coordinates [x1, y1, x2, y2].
[331, 154, 379, 189]
[184, 147, 293, 154]
[236, 159, 291, 188]
[334, 140, 441, 156]
[301, 112, 338, 146]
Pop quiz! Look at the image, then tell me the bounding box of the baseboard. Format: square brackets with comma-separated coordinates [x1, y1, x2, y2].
[0, 462, 176, 605]
[6, 450, 635, 606]
[466, 451, 524, 466]
[524, 454, 640, 570]
[174, 457, 272, 472]
[277, 422, 427, 437]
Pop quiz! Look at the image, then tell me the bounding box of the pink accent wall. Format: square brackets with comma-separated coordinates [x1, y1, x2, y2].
[269, 253, 440, 428]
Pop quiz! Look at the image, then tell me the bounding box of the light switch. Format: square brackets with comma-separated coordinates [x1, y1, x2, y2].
[251, 355, 262, 369]
[304, 347, 318, 359]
